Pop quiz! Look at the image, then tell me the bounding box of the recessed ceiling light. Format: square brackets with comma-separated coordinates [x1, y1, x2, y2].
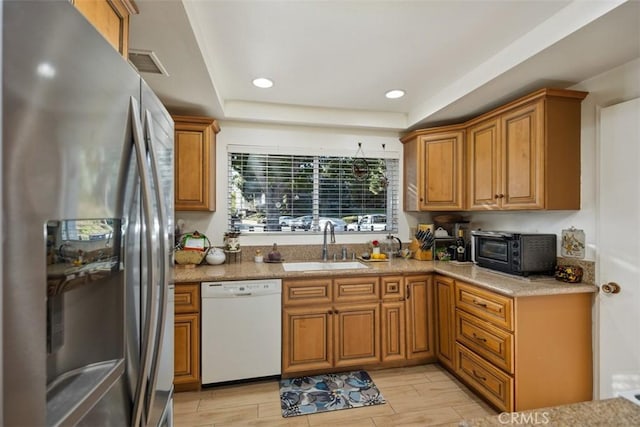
[252, 77, 274, 88]
[385, 89, 405, 99]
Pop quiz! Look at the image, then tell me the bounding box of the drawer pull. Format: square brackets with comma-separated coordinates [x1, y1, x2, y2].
[472, 333, 487, 342]
[472, 299, 488, 308]
[472, 370, 487, 382]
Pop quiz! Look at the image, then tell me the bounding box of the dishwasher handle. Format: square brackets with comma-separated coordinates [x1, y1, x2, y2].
[202, 290, 282, 298]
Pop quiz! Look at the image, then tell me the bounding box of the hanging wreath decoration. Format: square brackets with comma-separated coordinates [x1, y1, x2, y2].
[352, 142, 369, 180]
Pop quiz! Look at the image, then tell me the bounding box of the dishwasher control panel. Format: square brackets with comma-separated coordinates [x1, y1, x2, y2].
[202, 279, 282, 297]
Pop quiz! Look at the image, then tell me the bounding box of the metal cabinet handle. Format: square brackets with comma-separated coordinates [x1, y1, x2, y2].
[472, 333, 487, 342]
[406, 284, 411, 299]
[601, 282, 621, 294]
[472, 299, 488, 308]
[472, 370, 487, 381]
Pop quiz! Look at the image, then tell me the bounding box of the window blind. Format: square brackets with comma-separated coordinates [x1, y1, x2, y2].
[227, 151, 399, 234]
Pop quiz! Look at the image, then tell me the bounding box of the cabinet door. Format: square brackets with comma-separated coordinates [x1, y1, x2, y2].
[334, 303, 380, 368]
[283, 278, 332, 306]
[175, 283, 200, 314]
[381, 275, 405, 301]
[500, 101, 544, 209]
[418, 131, 465, 210]
[468, 118, 501, 210]
[434, 275, 455, 370]
[174, 313, 200, 391]
[381, 301, 406, 362]
[283, 306, 333, 373]
[73, 0, 135, 57]
[334, 276, 379, 303]
[174, 116, 219, 211]
[405, 275, 435, 360]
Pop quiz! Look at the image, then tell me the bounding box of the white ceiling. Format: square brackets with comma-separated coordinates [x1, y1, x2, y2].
[129, 0, 640, 131]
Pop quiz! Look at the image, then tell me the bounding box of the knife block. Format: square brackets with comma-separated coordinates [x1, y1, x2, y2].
[410, 222, 434, 261]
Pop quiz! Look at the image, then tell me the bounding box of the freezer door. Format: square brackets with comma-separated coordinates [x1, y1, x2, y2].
[141, 80, 175, 426]
[2, 1, 141, 425]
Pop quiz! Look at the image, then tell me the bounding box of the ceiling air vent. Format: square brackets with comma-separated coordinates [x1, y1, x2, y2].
[128, 49, 169, 76]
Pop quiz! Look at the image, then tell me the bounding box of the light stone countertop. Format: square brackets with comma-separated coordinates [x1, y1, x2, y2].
[463, 397, 640, 426]
[173, 258, 598, 297]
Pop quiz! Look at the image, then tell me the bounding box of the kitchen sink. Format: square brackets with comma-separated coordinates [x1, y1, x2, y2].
[282, 261, 370, 272]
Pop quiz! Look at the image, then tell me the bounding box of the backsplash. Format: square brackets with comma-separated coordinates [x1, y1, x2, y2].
[218, 244, 596, 285]
[241, 243, 378, 262]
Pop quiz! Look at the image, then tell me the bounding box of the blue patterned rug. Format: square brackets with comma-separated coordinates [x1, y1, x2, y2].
[280, 370, 386, 417]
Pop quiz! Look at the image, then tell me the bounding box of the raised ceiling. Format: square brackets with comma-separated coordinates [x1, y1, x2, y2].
[129, 0, 640, 131]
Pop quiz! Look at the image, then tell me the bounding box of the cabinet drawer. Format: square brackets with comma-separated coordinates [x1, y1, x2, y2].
[175, 283, 200, 314]
[455, 309, 513, 374]
[334, 277, 379, 303]
[455, 282, 513, 331]
[456, 343, 514, 412]
[381, 276, 404, 300]
[283, 279, 332, 306]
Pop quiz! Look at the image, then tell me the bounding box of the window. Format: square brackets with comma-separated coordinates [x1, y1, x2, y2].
[227, 148, 399, 233]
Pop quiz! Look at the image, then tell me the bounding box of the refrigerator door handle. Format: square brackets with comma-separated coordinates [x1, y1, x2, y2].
[142, 108, 169, 421]
[130, 98, 159, 427]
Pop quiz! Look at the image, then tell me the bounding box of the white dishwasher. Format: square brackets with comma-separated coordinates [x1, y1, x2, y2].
[201, 279, 282, 384]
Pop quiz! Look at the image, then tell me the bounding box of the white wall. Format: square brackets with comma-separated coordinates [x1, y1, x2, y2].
[177, 58, 640, 254]
[176, 121, 421, 246]
[470, 58, 640, 261]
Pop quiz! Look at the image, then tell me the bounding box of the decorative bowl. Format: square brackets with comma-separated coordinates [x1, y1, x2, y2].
[175, 250, 206, 266]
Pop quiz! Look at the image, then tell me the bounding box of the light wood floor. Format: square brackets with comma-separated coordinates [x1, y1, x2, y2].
[173, 364, 497, 426]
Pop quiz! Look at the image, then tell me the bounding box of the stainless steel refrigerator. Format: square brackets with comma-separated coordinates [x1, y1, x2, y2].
[2, 1, 175, 425]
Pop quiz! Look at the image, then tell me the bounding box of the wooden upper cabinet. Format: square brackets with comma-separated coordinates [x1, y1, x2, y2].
[468, 104, 543, 210]
[401, 126, 465, 211]
[404, 88, 587, 212]
[173, 115, 220, 211]
[466, 89, 587, 211]
[72, 0, 138, 57]
[467, 118, 500, 210]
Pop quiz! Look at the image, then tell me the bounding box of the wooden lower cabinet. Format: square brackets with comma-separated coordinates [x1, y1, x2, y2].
[456, 343, 514, 411]
[434, 275, 455, 370]
[174, 313, 199, 391]
[174, 283, 200, 391]
[405, 275, 434, 359]
[283, 302, 382, 373]
[283, 274, 434, 376]
[282, 306, 333, 373]
[381, 301, 406, 362]
[334, 303, 380, 367]
[282, 276, 380, 374]
[452, 279, 592, 412]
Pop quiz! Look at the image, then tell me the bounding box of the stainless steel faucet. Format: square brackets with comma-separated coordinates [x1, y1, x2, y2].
[322, 221, 335, 261]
